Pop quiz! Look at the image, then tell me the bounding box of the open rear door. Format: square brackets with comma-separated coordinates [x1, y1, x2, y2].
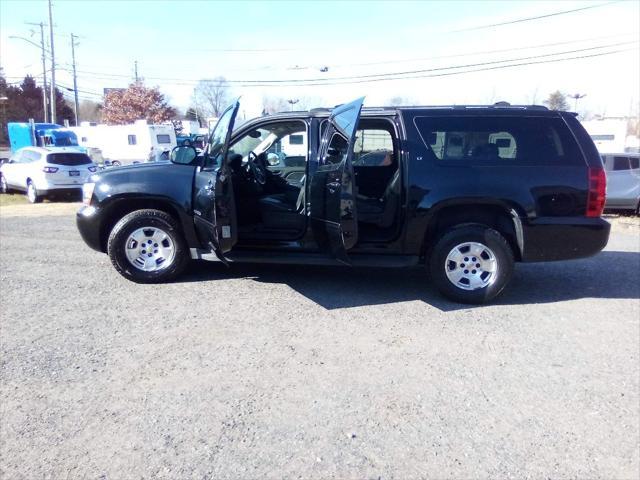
[193, 99, 240, 264]
[310, 97, 365, 264]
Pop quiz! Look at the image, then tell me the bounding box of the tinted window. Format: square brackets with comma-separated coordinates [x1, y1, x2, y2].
[324, 133, 348, 165]
[414, 116, 582, 165]
[630, 157, 640, 170]
[47, 153, 92, 166]
[613, 156, 631, 171]
[156, 134, 171, 144]
[128, 135, 137, 145]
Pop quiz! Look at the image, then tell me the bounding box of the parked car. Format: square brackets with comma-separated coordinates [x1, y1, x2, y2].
[601, 153, 640, 214]
[0, 147, 97, 203]
[76, 98, 610, 304]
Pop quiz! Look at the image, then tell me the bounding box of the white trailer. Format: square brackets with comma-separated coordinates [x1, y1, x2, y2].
[70, 120, 177, 165]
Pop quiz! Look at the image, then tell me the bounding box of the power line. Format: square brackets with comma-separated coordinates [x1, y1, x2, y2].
[328, 32, 637, 69]
[66, 40, 637, 86]
[451, 0, 623, 32]
[66, 47, 637, 88]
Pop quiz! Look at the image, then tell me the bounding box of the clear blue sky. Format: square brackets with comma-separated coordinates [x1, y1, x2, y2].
[2, 0, 639, 118]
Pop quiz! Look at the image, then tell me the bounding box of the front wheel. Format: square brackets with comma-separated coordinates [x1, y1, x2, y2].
[107, 209, 189, 283]
[429, 225, 514, 304]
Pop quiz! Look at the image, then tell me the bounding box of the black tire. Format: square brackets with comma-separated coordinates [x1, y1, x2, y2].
[107, 209, 189, 283]
[26, 181, 42, 203]
[429, 224, 514, 304]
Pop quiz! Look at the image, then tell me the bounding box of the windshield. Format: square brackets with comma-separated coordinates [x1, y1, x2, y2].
[204, 102, 238, 168]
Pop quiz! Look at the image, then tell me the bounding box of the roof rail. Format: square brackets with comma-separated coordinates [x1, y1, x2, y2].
[451, 103, 549, 111]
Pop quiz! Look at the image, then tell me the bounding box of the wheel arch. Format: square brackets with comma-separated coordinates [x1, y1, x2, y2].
[98, 196, 192, 252]
[421, 200, 525, 262]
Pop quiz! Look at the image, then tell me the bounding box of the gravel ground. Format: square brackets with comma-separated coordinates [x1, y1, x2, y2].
[0, 205, 639, 479]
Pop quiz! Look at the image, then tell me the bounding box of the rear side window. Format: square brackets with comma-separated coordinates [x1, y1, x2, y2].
[156, 134, 171, 144]
[414, 116, 582, 165]
[630, 157, 640, 170]
[23, 150, 42, 162]
[47, 153, 92, 166]
[128, 135, 137, 145]
[613, 156, 630, 171]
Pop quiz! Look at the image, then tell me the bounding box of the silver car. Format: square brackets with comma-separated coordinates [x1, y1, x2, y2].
[0, 146, 97, 203]
[601, 153, 640, 214]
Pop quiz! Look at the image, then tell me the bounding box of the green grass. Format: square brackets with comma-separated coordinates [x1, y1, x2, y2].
[0, 193, 28, 207]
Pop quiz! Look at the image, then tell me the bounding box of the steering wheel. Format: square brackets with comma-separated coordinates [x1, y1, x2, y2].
[247, 151, 266, 185]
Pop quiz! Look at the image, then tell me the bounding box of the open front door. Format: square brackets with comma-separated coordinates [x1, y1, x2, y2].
[193, 100, 240, 263]
[310, 97, 365, 264]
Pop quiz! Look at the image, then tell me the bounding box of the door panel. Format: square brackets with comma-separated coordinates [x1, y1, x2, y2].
[193, 100, 240, 261]
[310, 97, 364, 264]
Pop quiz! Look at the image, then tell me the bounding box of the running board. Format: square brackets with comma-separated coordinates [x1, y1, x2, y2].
[189, 248, 419, 268]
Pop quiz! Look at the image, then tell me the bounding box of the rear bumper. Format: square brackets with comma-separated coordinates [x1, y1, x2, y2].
[40, 186, 82, 196]
[521, 217, 610, 262]
[77, 205, 104, 252]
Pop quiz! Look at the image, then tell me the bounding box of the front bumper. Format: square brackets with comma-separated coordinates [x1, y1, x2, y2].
[521, 216, 611, 262]
[77, 205, 104, 252]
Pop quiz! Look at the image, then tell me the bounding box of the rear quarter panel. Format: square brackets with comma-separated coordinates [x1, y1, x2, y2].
[399, 109, 591, 256]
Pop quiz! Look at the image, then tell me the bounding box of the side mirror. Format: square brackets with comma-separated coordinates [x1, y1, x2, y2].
[171, 145, 198, 165]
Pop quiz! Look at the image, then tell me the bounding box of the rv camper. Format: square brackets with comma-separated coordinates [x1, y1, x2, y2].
[70, 120, 177, 165]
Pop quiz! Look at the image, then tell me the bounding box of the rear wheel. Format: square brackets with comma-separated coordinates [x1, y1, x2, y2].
[429, 225, 514, 304]
[0, 174, 8, 194]
[107, 209, 189, 283]
[26, 181, 42, 203]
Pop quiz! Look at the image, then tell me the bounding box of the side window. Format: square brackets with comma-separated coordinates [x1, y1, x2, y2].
[324, 133, 348, 165]
[229, 121, 307, 164]
[22, 151, 40, 163]
[414, 116, 581, 165]
[630, 157, 639, 170]
[353, 129, 394, 167]
[289, 134, 304, 145]
[128, 135, 137, 145]
[156, 134, 171, 144]
[613, 156, 631, 171]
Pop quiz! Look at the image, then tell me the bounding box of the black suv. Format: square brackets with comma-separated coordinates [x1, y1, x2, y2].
[77, 98, 610, 303]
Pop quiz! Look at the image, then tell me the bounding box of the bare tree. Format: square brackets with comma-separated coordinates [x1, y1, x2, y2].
[544, 90, 570, 111]
[385, 96, 417, 106]
[78, 100, 102, 123]
[262, 95, 289, 115]
[194, 77, 231, 118]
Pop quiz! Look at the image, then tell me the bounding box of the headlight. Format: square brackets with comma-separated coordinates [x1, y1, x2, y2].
[82, 182, 95, 206]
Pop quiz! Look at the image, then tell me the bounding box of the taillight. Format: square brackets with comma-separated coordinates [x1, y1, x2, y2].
[42, 166, 59, 173]
[586, 167, 606, 217]
[88, 166, 97, 172]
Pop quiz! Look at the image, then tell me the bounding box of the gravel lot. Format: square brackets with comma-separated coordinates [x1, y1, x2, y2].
[1, 204, 639, 479]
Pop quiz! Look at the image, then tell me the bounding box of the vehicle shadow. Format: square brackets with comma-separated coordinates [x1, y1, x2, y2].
[180, 251, 640, 311]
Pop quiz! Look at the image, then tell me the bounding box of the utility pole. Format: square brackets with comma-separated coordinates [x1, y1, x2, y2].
[134, 60, 139, 83]
[70, 33, 80, 125]
[26, 22, 49, 122]
[47, 0, 56, 123]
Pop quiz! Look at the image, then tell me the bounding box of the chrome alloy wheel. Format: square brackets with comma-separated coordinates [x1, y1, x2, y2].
[124, 227, 176, 272]
[445, 241, 498, 291]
